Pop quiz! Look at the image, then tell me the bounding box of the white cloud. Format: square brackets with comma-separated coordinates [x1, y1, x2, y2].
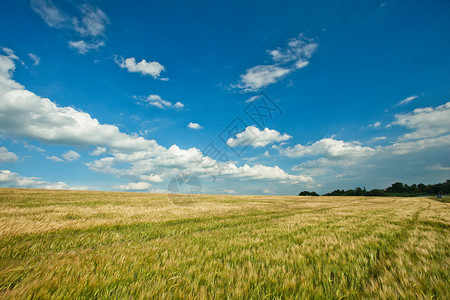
[240, 65, 291, 91]
[390, 102, 450, 141]
[31, 1, 109, 54]
[0, 51, 311, 188]
[62, 150, 80, 161]
[287, 102, 450, 190]
[292, 133, 450, 191]
[268, 36, 317, 64]
[46, 150, 80, 162]
[188, 122, 203, 130]
[24, 143, 45, 152]
[30, 0, 68, 28]
[0, 146, 17, 163]
[85, 144, 313, 185]
[72, 4, 109, 37]
[227, 126, 292, 148]
[220, 163, 313, 184]
[293, 157, 359, 175]
[245, 95, 260, 103]
[430, 164, 450, 171]
[28, 53, 40, 66]
[388, 134, 450, 155]
[280, 138, 376, 159]
[369, 136, 387, 143]
[139, 174, 164, 183]
[0, 55, 161, 152]
[46, 155, 63, 162]
[0, 169, 87, 190]
[223, 189, 235, 194]
[236, 34, 317, 91]
[115, 182, 151, 191]
[0, 49, 23, 95]
[2, 48, 18, 60]
[90, 146, 106, 156]
[399, 95, 418, 105]
[369, 121, 381, 128]
[115, 56, 166, 80]
[69, 40, 104, 54]
[0, 87, 161, 151]
[136, 94, 184, 110]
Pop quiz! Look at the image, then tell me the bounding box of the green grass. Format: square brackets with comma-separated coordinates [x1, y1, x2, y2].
[430, 195, 450, 203]
[0, 189, 449, 299]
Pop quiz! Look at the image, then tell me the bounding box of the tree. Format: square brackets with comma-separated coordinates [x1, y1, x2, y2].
[298, 191, 319, 196]
[386, 182, 404, 193]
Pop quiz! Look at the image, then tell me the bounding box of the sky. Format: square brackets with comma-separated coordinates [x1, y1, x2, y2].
[0, 0, 449, 195]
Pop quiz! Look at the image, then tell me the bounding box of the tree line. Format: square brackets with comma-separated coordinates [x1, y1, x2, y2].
[299, 180, 450, 197]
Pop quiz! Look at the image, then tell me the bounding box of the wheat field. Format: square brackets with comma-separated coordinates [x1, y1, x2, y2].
[0, 188, 448, 299]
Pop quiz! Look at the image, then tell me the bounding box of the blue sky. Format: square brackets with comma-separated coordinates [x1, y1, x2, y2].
[0, 0, 449, 195]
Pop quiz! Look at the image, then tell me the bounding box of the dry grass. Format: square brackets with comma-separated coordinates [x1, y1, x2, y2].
[0, 188, 448, 299]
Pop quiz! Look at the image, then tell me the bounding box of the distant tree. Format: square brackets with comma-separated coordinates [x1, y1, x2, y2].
[298, 191, 319, 196]
[386, 182, 404, 193]
[418, 183, 426, 192]
[367, 189, 386, 196]
[319, 179, 449, 197]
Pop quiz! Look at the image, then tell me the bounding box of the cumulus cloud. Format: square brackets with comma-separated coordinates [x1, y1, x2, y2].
[227, 126, 292, 148]
[0, 49, 23, 95]
[0, 51, 312, 189]
[187, 122, 203, 130]
[90, 146, 106, 156]
[388, 134, 450, 155]
[115, 182, 151, 191]
[281, 138, 376, 159]
[139, 174, 164, 183]
[390, 102, 450, 141]
[0, 146, 17, 163]
[292, 134, 450, 191]
[0, 169, 87, 190]
[46, 150, 80, 162]
[115, 56, 167, 80]
[85, 143, 313, 185]
[137, 94, 184, 109]
[236, 34, 317, 91]
[0, 55, 161, 152]
[285, 102, 450, 191]
[292, 157, 360, 176]
[0, 88, 161, 151]
[62, 150, 80, 161]
[218, 163, 313, 184]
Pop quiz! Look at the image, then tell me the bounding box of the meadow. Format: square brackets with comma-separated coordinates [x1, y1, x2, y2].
[0, 188, 448, 299]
